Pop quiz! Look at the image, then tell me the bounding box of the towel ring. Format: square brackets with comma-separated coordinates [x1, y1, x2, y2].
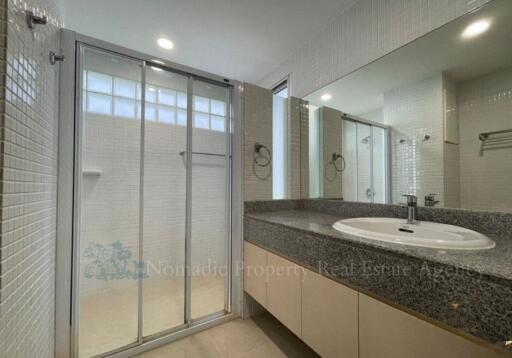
[332, 153, 346, 172]
[253, 142, 271, 167]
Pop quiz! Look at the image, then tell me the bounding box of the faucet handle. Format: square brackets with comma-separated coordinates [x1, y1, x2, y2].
[402, 194, 417, 205]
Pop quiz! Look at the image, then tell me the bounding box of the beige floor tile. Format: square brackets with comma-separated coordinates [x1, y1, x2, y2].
[141, 315, 319, 358]
[79, 274, 225, 357]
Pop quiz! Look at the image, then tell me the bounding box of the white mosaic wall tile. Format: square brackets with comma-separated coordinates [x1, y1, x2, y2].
[243, 83, 273, 201]
[383, 74, 445, 206]
[79, 116, 227, 296]
[0, 0, 62, 357]
[458, 66, 512, 212]
[258, 0, 492, 98]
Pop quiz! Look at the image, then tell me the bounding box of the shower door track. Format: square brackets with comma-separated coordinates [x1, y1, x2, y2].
[56, 29, 243, 358]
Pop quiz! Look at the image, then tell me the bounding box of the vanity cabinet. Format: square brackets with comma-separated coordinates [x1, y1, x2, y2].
[266, 251, 303, 337]
[359, 294, 503, 358]
[302, 269, 358, 358]
[243, 242, 268, 307]
[244, 243, 501, 358]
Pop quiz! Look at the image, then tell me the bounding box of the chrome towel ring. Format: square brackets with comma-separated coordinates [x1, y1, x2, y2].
[253, 142, 271, 167]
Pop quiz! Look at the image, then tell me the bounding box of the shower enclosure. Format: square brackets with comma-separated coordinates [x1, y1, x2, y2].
[315, 107, 389, 203]
[56, 32, 241, 358]
[341, 117, 389, 204]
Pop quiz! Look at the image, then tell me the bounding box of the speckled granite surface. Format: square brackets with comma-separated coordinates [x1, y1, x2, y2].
[244, 200, 512, 351]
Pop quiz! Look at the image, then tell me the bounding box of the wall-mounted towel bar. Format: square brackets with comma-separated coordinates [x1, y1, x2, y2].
[479, 129, 512, 141]
[179, 151, 226, 158]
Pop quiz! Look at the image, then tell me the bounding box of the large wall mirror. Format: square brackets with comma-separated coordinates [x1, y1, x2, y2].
[304, 0, 512, 213]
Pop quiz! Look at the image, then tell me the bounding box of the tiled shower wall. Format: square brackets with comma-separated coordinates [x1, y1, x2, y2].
[258, 0, 492, 98]
[458, 66, 512, 213]
[383, 74, 445, 206]
[0, 0, 62, 357]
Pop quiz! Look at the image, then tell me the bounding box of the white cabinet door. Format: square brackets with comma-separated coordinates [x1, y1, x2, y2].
[359, 294, 502, 358]
[243, 242, 268, 308]
[302, 269, 359, 358]
[266, 252, 303, 337]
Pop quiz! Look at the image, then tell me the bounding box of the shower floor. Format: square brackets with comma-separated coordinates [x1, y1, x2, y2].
[79, 274, 225, 358]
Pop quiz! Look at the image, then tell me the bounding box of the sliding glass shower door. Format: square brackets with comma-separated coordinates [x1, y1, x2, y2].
[341, 118, 389, 204]
[75, 45, 231, 358]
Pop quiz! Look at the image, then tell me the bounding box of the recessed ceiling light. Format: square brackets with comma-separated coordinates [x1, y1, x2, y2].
[321, 93, 332, 101]
[153, 59, 165, 65]
[462, 20, 490, 39]
[157, 38, 174, 50]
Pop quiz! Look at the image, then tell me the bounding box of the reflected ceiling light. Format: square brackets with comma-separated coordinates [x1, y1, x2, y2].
[150, 66, 163, 72]
[462, 20, 490, 39]
[152, 59, 165, 65]
[321, 93, 332, 101]
[157, 38, 174, 50]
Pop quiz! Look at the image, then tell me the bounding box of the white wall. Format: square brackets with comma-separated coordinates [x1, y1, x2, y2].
[0, 0, 63, 357]
[258, 0, 492, 98]
[458, 66, 512, 212]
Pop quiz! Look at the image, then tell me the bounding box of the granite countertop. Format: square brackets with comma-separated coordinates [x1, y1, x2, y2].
[244, 202, 512, 349]
[245, 209, 512, 285]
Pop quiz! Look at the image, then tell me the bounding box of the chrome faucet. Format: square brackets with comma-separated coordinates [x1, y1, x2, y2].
[403, 195, 418, 224]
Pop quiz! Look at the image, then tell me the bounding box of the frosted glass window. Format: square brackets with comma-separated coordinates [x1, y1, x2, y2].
[158, 106, 175, 123]
[114, 78, 136, 98]
[158, 88, 176, 106]
[138, 103, 157, 121]
[193, 112, 209, 129]
[87, 71, 112, 94]
[114, 97, 136, 118]
[87, 92, 112, 114]
[177, 109, 187, 126]
[145, 104, 157, 121]
[146, 87, 157, 103]
[210, 115, 225, 132]
[210, 100, 226, 116]
[193, 96, 209, 112]
[177, 92, 187, 108]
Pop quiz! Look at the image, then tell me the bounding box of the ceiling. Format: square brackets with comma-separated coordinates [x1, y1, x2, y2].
[63, 0, 356, 83]
[305, 0, 512, 115]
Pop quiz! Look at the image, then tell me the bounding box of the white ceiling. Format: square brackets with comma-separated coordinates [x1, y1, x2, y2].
[305, 0, 512, 115]
[63, 0, 356, 83]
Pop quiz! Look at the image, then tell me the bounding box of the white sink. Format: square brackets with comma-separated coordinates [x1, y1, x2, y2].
[332, 217, 495, 250]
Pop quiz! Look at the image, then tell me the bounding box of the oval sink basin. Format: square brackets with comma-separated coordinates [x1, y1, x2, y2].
[332, 218, 495, 250]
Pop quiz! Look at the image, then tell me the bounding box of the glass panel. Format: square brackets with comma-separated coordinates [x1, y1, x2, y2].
[158, 105, 176, 124]
[87, 71, 112, 94]
[114, 97, 136, 118]
[210, 115, 225, 132]
[341, 119, 357, 202]
[356, 123, 373, 202]
[158, 88, 176, 106]
[87, 92, 112, 115]
[145, 103, 157, 121]
[373, 126, 387, 204]
[177, 109, 187, 126]
[177, 91, 187, 108]
[193, 112, 209, 129]
[191, 79, 229, 319]
[114, 78, 136, 98]
[272, 93, 287, 199]
[78, 47, 141, 358]
[210, 99, 225, 116]
[146, 86, 157, 103]
[142, 66, 189, 336]
[193, 95, 209, 112]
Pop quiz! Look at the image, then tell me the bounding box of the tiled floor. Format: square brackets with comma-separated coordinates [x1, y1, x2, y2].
[139, 314, 319, 358]
[79, 275, 226, 357]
